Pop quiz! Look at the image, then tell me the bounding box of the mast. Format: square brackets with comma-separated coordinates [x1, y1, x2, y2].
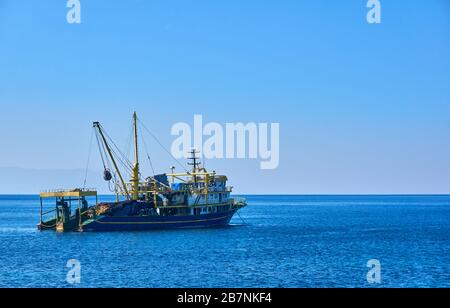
[187, 149, 201, 184]
[187, 149, 201, 172]
[130, 112, 140, 200]
[93, 122, 130, 199]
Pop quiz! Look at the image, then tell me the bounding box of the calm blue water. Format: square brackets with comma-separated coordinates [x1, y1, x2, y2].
[0, 195, 449, 288]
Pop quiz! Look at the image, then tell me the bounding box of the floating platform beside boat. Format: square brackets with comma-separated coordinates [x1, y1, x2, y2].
[38, 189, 97, 232]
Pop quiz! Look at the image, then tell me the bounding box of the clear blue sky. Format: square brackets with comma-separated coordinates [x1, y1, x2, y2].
[0, 0, 449, 194]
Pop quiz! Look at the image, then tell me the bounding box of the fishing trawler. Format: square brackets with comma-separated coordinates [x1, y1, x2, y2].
[38, 112, 247, 232]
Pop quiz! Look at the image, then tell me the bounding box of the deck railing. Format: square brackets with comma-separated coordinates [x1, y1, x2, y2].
[40, 188, 96, 194]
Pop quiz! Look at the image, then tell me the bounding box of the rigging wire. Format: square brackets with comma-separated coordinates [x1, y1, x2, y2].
[137, 118, 189, 173]
[137, 121, 171, 188]
[108, 173, 117, 193]
[83, 128, 94, 189]
[124, 121, 134, 164]
[93, 116, 191, 195]
[97, 125, 134, 183]
[93, 123, 133, 197]
[95, 130, 107, 170]
[98, 129, 114, 173]
[102, 127, 134, 172]
[236, 210, 247, 226]
[138, 121, 155, 176]
[108, 144, 133, 175]
[94, 124, 132, 195]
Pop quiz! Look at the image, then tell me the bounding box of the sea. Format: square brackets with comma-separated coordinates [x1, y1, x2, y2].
[0, 195, 448, 288]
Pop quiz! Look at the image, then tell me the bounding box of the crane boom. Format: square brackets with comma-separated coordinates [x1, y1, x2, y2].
[93, 121, 131, 199]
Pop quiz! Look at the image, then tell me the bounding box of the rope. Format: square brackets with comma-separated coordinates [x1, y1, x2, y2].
[108, 174, 116, 192]
[95, 129, 118, 185]
[95, 131, 107, 170]
[102, 127, 134, 172]
[107, 144, 133, 175]
[140, 125, 155, 176]
[137, 118, 189, 173]
[124, 121, 134, 164]
[94, 125, 132, 194]
[236, 210, 247, 225]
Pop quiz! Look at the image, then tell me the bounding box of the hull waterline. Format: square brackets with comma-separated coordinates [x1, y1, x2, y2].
[81, 209, 238, 232]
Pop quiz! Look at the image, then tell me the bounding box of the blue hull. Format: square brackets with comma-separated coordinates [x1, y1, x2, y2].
[81, 209, 238, 232]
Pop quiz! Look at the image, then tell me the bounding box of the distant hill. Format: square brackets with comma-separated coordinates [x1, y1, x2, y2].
[0, 167, 110, 194]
